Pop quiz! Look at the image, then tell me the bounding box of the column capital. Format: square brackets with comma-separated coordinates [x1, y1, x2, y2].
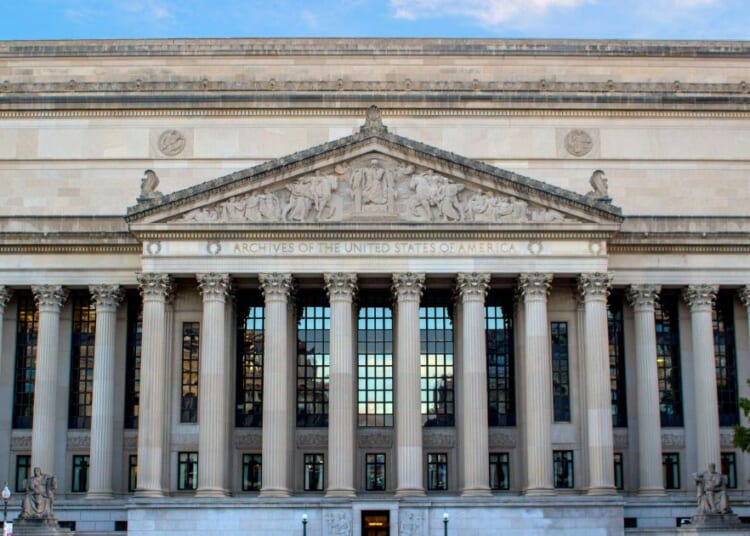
[517, 273, 552, 300]
[0, 286, 13, 311]
[197, 273, 232, 301]
[683, 284, 718, 312]
[392, 273, 425, 301]
[89, 284, 123, 311]
[32, 285, 68, 310]
[456, 273, 490, 302]
[137, 273, 172, 300]
[627, 284, 661, 310]
[738, 286, 750, 309]
[259, 273, 293, 300]
[578, 272, 613, 301]
[324, 273, 358, 301]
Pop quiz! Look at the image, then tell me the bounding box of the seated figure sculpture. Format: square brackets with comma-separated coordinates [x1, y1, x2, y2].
[693, 463, 731, 515]
[19, 467, 57, 520]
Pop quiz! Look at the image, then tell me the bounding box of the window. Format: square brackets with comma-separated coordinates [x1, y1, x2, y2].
[721, 453, 737, 489]
[420, 293, 454, 427]
[304, 453, 324, 491]
[128, 454, 138, 492]
[357, 293, 393, 427]
[236, 293, 264, 427]
[365, 453, 386, 491]
[177, 452, 198, 490]
[242, 453, 262, 491]
[296, 291, 330, 427]
[124, 290, 142, 429]
[713, 292, 738, 426]
[15, 454, 30, 493]
[427, 453, 448, 491]
[613, 453, 624, 490]
[486, 293, 515, 426]
[655, 294, 683, 427]
[608, 294, 628, 428]
[489, 452, 509, 490]
[662, 453, 680, 490]
[13, 292, 38, 429]
[68, 294, 96, 429]
[180, 322, 200, 423]
[551, 322, 570, 422]
[553, 450, 574, 489]
[72, 455, 89, 493]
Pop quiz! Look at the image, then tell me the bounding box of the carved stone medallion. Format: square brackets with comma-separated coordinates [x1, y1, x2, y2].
[564, 129, 594, 157]
[157, 129, 186, 156]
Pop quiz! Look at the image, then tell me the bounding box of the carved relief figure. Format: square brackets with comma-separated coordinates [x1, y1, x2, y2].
[283, 172, 339, 222]
[693, 463, 732, 515]
[408, 171, 466, 221]
[19, 467, 57, 520]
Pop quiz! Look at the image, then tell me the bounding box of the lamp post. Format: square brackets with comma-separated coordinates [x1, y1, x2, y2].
[2, 483, 10, 527]
[442, 512, 449, 536]
[302, 513, 308, 536]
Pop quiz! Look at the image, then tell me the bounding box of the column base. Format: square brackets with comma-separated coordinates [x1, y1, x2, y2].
[460, 487, 492, 497]
[134, 489, 166, 498]
[523, 487, 556, 496]
[325, 488, 357, 499]
[587, 486, 617, 496]
[259, 487, 291, 498]
[196, 487, 230, 498]
[86, 491, 114, 500]
[637, 487, 667, 497]
[395, 487, 425, 497]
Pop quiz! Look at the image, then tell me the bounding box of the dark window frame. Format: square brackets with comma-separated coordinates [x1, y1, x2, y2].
[177, 451, 198, 491]
[124, 290, 142, 429]
[656, 294, 683, 427]
[357, 292, 394, 427]
[128, 454, 137, 493]
[242, 453, 262, 491]
[713, 292, 739, 426]
[303, 453, 325, 491]
[489, 452, 510, 491]
[180, 322, 200, 424]
[608, 294, 628, 428]
[15, 454, 31, 493]
[296, 291, 330, 427]
[71, 454, 89, 493]
[13, 292, 38, 429]
[365, 453, 386, 491]
[68, 293, 96, 429]
[427, 452, 448, 491]
[553, 450, 574, 489]
[551, 321, 571, 422]
[486, 292, 515, 427]
[662, 452, 680, 490]
[721, 452, 737, 489]
[420, 293, 455, 427]
[236, 293, 264, 428]
[614, 452, 624, 491]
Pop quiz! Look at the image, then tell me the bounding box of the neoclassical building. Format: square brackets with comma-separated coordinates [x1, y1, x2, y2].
[0, 39, 749, 535]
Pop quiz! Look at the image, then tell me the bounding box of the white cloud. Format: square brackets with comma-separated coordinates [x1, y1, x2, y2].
[121, 0, 174, 21]
[670, 0, 721, 6]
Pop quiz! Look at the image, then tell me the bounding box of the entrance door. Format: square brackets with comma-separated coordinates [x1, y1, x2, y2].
[362, 510, 390, 536]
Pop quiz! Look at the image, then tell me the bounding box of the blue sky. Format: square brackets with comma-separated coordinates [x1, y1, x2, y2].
[1, 0, 749, 40]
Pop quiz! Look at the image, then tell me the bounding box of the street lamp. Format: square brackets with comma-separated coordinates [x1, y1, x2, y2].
[302, 513, 308, 536]
[2, 483, 10, 526]
[443, 512, 449, 536]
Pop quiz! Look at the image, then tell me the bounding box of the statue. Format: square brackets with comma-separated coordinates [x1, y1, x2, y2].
[138, 169, 163, 202]
[693, 463, 731, 515]
[19, 467, 57, 521]
[585, 169, 611, 203]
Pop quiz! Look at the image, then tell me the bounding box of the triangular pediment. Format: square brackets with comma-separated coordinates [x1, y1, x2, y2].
[126, 108, 622, 232]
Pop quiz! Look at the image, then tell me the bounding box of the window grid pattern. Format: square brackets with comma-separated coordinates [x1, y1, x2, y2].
[420, 295, 454, 427]
[13, 292, 38, 429]
[551, 322, 571, 422]
[128, 454, 137, 493]
[608, 295, 628, 428]
[486, 294, 515, 427]
[15, 454, 30, 492]
[662, 453, 680, 490]
[655, 295, 683, 427]
[236, 294, 264, 427]
[124, 291, 142, 429]
[178, 451, 198, 490]
[242, 453, 262, 491]
[713, 292, 739, 426]
[721, 453, 737, 489]
[357, 294, 393, 427]
[553, 450, 574, 489]
[297, 292, 330, 427]
[304, 453, 324, 491]
[68, 294, 96, 429]
[72, 455, 89, 493]
[365, 453, 386, 491]
[427, 453, 448, 491]
[180, 322, 200, 423]
[614, 453, 624, 490]
[489, 452, 510, 490]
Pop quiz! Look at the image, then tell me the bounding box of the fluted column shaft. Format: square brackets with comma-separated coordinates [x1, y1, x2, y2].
[135, 273, 171, 497]
[324, 273, 358, 498]
[196, 273, 232, 497]
[87, 285, 123, 499]
[579, 273, 616, 495]
[684, 285, 721, 471]
[259, 273, 293, 497]
[393, 273, 426, 496]
[0, 287, 12, 380]
[457, 273, 491, 496]
[30, 285, 68, 474]
[518, 273, 554, 495]
[627, 285, 666, 496]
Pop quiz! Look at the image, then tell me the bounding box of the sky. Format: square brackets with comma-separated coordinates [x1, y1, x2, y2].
[1, 0, 749, 41]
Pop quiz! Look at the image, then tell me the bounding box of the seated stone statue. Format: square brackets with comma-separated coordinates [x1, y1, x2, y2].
[693, 463, 731, 515]
[19, 467, 57, 520]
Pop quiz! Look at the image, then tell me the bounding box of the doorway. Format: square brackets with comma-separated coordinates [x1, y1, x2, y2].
[361, 510, 390, 536]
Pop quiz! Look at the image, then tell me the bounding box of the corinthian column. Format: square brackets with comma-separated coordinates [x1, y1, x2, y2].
[196, 273, 232, 497]
[627, 285, 666, 496]
[457, 273, 491, 496]
[87, 285, 123, 499]
[259, 273, 293, 497]
[518, 273, 554, 495]
[0, 287, 12, 379]
[683, 285, 720, 471]
[135, 273, 171, 497]
[393, 273, 425, 497]
[30, 285, 68, 475]
[324, 273, 358, 498]
[578, 273, 616, 495]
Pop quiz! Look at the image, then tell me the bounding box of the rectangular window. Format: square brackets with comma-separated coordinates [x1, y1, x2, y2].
[489, 452, 510, 490]
[68, 294, 96, 429]
[551, 322, 570, 422]
[553, 450, 574, 489]
[128, 454, 138, 493]
[614, 452, 624, 490]
[427, 453, 448, 491]
[180, 322, 200, 423]
[608, 294, 628, 428]
[296, 291, 330, 427]
[365, 453, 386, 491]
[721, 452, 737, 489]
[713, 292, 739, 426]
[357, 292, 393, 427]
[304, 453, 324, 491]
[71, 455, 89, 493]
[420, 293, 454, 427]
[656, 294, 683, 427]
[124, 290, 142, 429]
[242, 453, 262, 491]
[662, 453, 680, 490]
[236, 293, 264, 427]
[13, 292, 38, 429]
[15, 454, 30, 493]
[177, 451, 198, 490]
[486, 293, 515, 427]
